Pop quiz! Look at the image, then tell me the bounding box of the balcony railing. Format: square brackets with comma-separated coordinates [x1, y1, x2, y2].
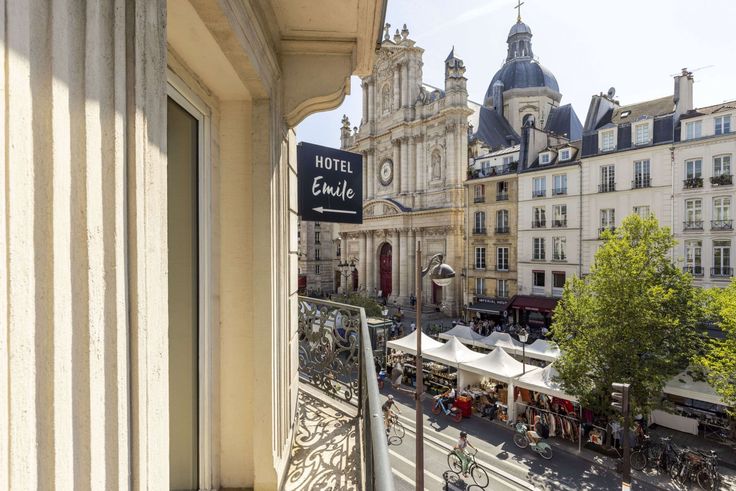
[683, 220, 704, 231]
[711, 174, 733, 186]
[296, 297, 394, 491]
[495, 226, 510, 234]
[532, 286, 545, 295]
[632, 177, 651, 189]
[467, 162, 517, 180]
[552, 187, 567, 196]
[473, 195, 486, 203]
[711, 220, 734, 231]
[552, 219, 567, 228]
[711, 267, 734, 278]
[598, 182, 616, 193]
[683, 177, 703, 189]
[532, 220, 546, 228]
[598, 226, 615, 238]
[496, 192, 509, 201]
[472, 227, 487, 235]
[683, 265, 704, 276]
[532, 189, 546, 198]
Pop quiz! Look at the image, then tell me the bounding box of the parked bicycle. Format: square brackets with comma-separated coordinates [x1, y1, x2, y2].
[447, 447, 489, 488]
[630, 435, 663, 471]
[512, 422, 553, 460]
[432, 396, 463, 422]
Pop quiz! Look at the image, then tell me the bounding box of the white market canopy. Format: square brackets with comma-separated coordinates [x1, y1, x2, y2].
[664, 371, 725, 406]
[523, 339, 562, 362]
[459, 345, 535, 383]
[386, 330, 443, 355]
[423, 336, 485, 367]
[438, 324, 484, 344]
[477, 332, 523, 353]
[514, 364, 578, 402]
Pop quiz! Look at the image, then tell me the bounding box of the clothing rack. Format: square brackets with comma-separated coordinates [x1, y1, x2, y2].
[516, 401, 582, 449]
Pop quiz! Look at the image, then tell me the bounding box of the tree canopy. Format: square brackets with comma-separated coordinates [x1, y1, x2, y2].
[695, 279, 736, 415]
[551, 214, 706, 418]
[333, 293, 384, 318]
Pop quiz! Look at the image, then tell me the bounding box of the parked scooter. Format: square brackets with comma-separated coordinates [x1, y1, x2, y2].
[431, 396, 463, 422]
[512, 423, 553, 459]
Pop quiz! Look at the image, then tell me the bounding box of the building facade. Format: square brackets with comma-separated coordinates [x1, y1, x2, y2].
[298, 219, 337, 295]
[338, 25, 473, 314]
[1, 1, 385, 489]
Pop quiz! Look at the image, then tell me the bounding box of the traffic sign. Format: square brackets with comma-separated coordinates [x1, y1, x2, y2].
[297, 142, 363, 224]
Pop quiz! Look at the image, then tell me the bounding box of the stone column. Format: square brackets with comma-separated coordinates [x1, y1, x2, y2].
[400, 137, 409, 194]
[358, 233, 366, 293]
[366, 231, 375, 294]
[393, 65, 401, 110]
[368, 80, 375, 122]
[367, 150, 375, 199]
[391, 230, 399, 301]
[362, 81, 368, 124]
[399, 229, 409, 300]
[407, 136, 416, 193]
[415, 135, 424, 193]
[392, 139, 401, 195]
[408, 228, 416, 295]
[401, 62, 409, 107]
[446, 121, 456, 185]
[362, 151, 368, 200]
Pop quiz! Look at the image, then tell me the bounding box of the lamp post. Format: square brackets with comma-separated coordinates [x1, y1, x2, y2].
[381, 307, 389, 370]
[337, 257, 357, 294]
[518, 327, 529, 374]
[415, 241, 455, 490]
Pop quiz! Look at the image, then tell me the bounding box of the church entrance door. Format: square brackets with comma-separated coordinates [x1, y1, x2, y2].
[379, 243, 392, 298]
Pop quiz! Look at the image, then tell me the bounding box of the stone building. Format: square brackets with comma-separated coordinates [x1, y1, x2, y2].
[338, 25, 474, 314]
[1, 1, 385, 489]
[298, 218, 337, 295]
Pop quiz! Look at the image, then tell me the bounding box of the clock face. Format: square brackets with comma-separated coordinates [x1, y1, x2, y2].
[379, 160, 393, 186]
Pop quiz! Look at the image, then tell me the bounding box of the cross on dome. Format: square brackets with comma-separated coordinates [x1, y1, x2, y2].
[515, 0, 525, 22]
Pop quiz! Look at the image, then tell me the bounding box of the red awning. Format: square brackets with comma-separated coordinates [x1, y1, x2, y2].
[509, 295, 558, 313]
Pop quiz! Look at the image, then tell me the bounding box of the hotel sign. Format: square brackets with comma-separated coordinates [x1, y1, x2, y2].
[297, 142, 363, 224]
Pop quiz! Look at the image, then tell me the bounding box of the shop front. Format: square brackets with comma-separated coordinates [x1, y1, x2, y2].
[468, 296, 512, 324]
[509, 295, 558, 329]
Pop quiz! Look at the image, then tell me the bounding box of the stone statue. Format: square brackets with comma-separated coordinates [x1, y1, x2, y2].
[381, 85, 391, 114]
[431, 151, 441, 179]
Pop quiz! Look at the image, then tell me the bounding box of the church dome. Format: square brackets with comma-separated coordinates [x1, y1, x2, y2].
[486, 58, 559, 98]
[508, 21, 531, 37]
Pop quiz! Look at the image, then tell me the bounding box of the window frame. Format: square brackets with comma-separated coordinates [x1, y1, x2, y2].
[497, 246, 509, 271]
[553, 237, 567, 261]
[634, 122, 651, 145]
[686, 158, 702, 179]
[533, 237, 546, 261]
[686, 120, 702, 140]
[532, 270, 545, 288]
[715, 115, 731, 135]
[474, 247, 487, 269]
[713, 155, 732, 176]
[600, 129, 616, 152]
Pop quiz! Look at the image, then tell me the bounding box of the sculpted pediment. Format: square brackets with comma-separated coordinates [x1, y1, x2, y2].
[364, 199, 402, 218]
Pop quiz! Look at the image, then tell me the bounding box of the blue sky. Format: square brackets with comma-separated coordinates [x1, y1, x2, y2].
[297, 0, 736, 148]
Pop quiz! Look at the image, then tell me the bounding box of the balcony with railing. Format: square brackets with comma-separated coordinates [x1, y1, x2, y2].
[598, 226, 615, 238]
[472, 227, 487, 235]
[467, 162, 517, 180]
[711, 174, 733, 186]
[711, 267, 734, 278]
[683, 177, 704, 189]
[632, 176, 651, 189]
[682, 265, 704, 276]
[711, 220, 734, 231]
[495, 225, 510, 234]
[473, 195, 486, 203]
[598, 182, 616, 193]
[532, 220, 546, 229]
[287, 297, 394, 491]
[683, 220, 704, 231]
[552, 219, 567, 228]
[532, 189, 546, 198]
[496, 192, 509, 201]
[552, 187, 567, 196]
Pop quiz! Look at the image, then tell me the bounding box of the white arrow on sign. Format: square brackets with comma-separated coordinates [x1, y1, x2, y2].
[313, 206, 357, 215]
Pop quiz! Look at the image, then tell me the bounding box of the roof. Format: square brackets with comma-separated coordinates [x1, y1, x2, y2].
[680, 100, 736, 120]
[523, 140, 582, 172]
[386, 330, 442, 355]
[459, 347, 531, 383]
[423, 336, 484, 367]
[545, 104, 583, 140]
[476, 332, 522, 353]
[486, 58, 559, 99]
[508, 21, 532, 37]
[439, 324, 484, 343]
[611, 96, 674, 124]
[474, 106, 520, 149]
[663, 371, 723, 405]
[515, 364, 577, 402]
[509, 295, 558, 313]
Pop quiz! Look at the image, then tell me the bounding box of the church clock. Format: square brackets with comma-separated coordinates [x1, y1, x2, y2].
[379, 159, 393, 186]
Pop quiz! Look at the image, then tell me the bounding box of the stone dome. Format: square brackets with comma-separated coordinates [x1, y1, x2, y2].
[508, 21, 532, 37]
[486, 58, 559, 100]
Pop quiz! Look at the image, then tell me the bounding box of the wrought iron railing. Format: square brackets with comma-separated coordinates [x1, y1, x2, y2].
[711, 220, 733, 231]
[297, 296, 394, 491]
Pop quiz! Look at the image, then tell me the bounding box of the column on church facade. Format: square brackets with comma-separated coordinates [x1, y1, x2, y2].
[362, 151, 368, 198]
[407, 228, 416, 296]
[415, 136, 424, 193]
[400, 137, 409, 194]
[392, 139, 401, 195]
[366, 150, 375, 199]
[398, 229, 409, 300]
[367, 79, 375, 122]
[446, 122, 456, 185]
[393, 65, 401, 110]
[391, 230, 399, 301]
[358, 232, 366, 292]
[407, 137, 416, 193]
[366, 231, 375, 295]
[362, 81, 368, 124]
[400, 62, 408, 107]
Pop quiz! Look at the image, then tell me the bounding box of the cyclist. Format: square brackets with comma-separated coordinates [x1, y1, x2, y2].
[453, 431, 476, 477]
[439, 386, 456, 408]
[526, 415, 548, 446]
[382, 395, 401, 434]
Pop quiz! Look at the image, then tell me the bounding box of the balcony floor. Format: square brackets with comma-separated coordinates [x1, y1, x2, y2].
[284, 385, 361, 491]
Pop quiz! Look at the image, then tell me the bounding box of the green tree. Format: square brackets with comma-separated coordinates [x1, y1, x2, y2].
[695, 280, 736, 415]
[551, 214, 706, 418]
[334, 293, 383, 318]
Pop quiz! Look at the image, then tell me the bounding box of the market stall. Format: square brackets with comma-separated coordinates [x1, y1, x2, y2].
[476, 332, 522, 353]
[438, 324, 484, 344]
[522, 339, 561, 363]
[513, 364, 582, 448]
[386, 329, 443, 355]
[458, 347, 536, 425]
[424, 336, 485, 368]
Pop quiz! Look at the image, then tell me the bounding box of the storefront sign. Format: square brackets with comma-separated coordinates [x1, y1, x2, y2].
[297, 142, 363, 224]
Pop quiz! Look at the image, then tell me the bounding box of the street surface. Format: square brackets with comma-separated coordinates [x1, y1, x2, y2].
[382, 387, 661, 491]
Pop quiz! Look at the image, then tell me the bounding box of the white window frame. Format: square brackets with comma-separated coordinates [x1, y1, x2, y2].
[715, 115, 731, 135]
[533, 206, 546, 227]
[497, 209, 509, 230]
[497, 247, 509, 271]
[686, 120, 702, 140]
[685, 240, 702, 268]
[600, 129, 616, 151]
[474, 211, 486, 231]
[713, 240, 731, 272]
[713, 197, 731, 221]
[553, 237, 567, 261]
[474, 184, 485, 199]
[633, 159, 650, 187]
[532, 271, 545, 288]
[533, 238, 545, 261]
[634, 122, 651, 145]
[685, 199, 702, 223]
[532, 176, 546, 197]
[553, 204, 567, 227]
[600, 208, 615, 228]
[497, 279, 509, 298]
[475, 247, 486, 269]
[559, 149, 571, 161]
[714, 155, 731, 176]
[540, 152, 551, 165]
[552, 271, 566, 295]
[600, 165, 615, 191]
[553, 174, 567, 195]
[633, 205, 650, 218]
[686, 159, 702, 179]
[475, 277, 485, 295]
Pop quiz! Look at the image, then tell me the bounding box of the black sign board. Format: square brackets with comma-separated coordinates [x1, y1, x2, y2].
[297, 142, 363, 224]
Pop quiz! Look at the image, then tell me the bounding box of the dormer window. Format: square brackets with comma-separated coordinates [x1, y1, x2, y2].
[559, 149, 571, 161]
[634, 122, 651, 145]
[715, 115, 731, 135]
[600, 129, 616, 152]
[686, 121, 702, 140]
[540, 152, 551, 165]
[620, 110, 631, 118]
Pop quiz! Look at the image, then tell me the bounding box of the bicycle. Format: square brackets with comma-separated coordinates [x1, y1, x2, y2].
[447, 447, 489, 488]
[432, 396, 463, 423]
[512, 422, 553, 460]
[630, 435, 663, 471]
[694, 450, 720, 491]
[386, 413, 405, 439]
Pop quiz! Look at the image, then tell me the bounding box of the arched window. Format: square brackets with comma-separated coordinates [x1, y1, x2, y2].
[431, 150, 442, 179]
[522, 113, 535, 126]
[474, 211, 486, 233]
[381, 84, 391, 114]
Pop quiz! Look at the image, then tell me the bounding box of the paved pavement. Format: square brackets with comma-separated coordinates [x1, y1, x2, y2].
[383, 386, 666, 491]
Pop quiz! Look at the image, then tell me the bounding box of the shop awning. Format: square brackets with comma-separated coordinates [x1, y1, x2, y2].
[476, 332, 522, 353]
[663, 371, 725, 406]
[514, 364, 577, 402]
[459, 346, 535, 383]
[438, 324, 484, 344]
[523, 339, 562, 362]
[509, 295, 558, 313]
[386, 330, 443, 355]
[468, 297, 510, 314]
[423, 336, 485, 368]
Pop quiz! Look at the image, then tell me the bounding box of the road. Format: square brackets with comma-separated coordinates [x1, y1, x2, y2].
[382, 387, 661, 491]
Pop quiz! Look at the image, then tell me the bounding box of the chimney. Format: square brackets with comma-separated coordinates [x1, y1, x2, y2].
[674, 68, 694, 118]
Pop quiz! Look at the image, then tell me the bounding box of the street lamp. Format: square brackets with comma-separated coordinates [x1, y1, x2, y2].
[415, 241, 455, 490]
[381, 307, 389, 370]
[518, 327, 529, 374]
[337, 257, 357, 294]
